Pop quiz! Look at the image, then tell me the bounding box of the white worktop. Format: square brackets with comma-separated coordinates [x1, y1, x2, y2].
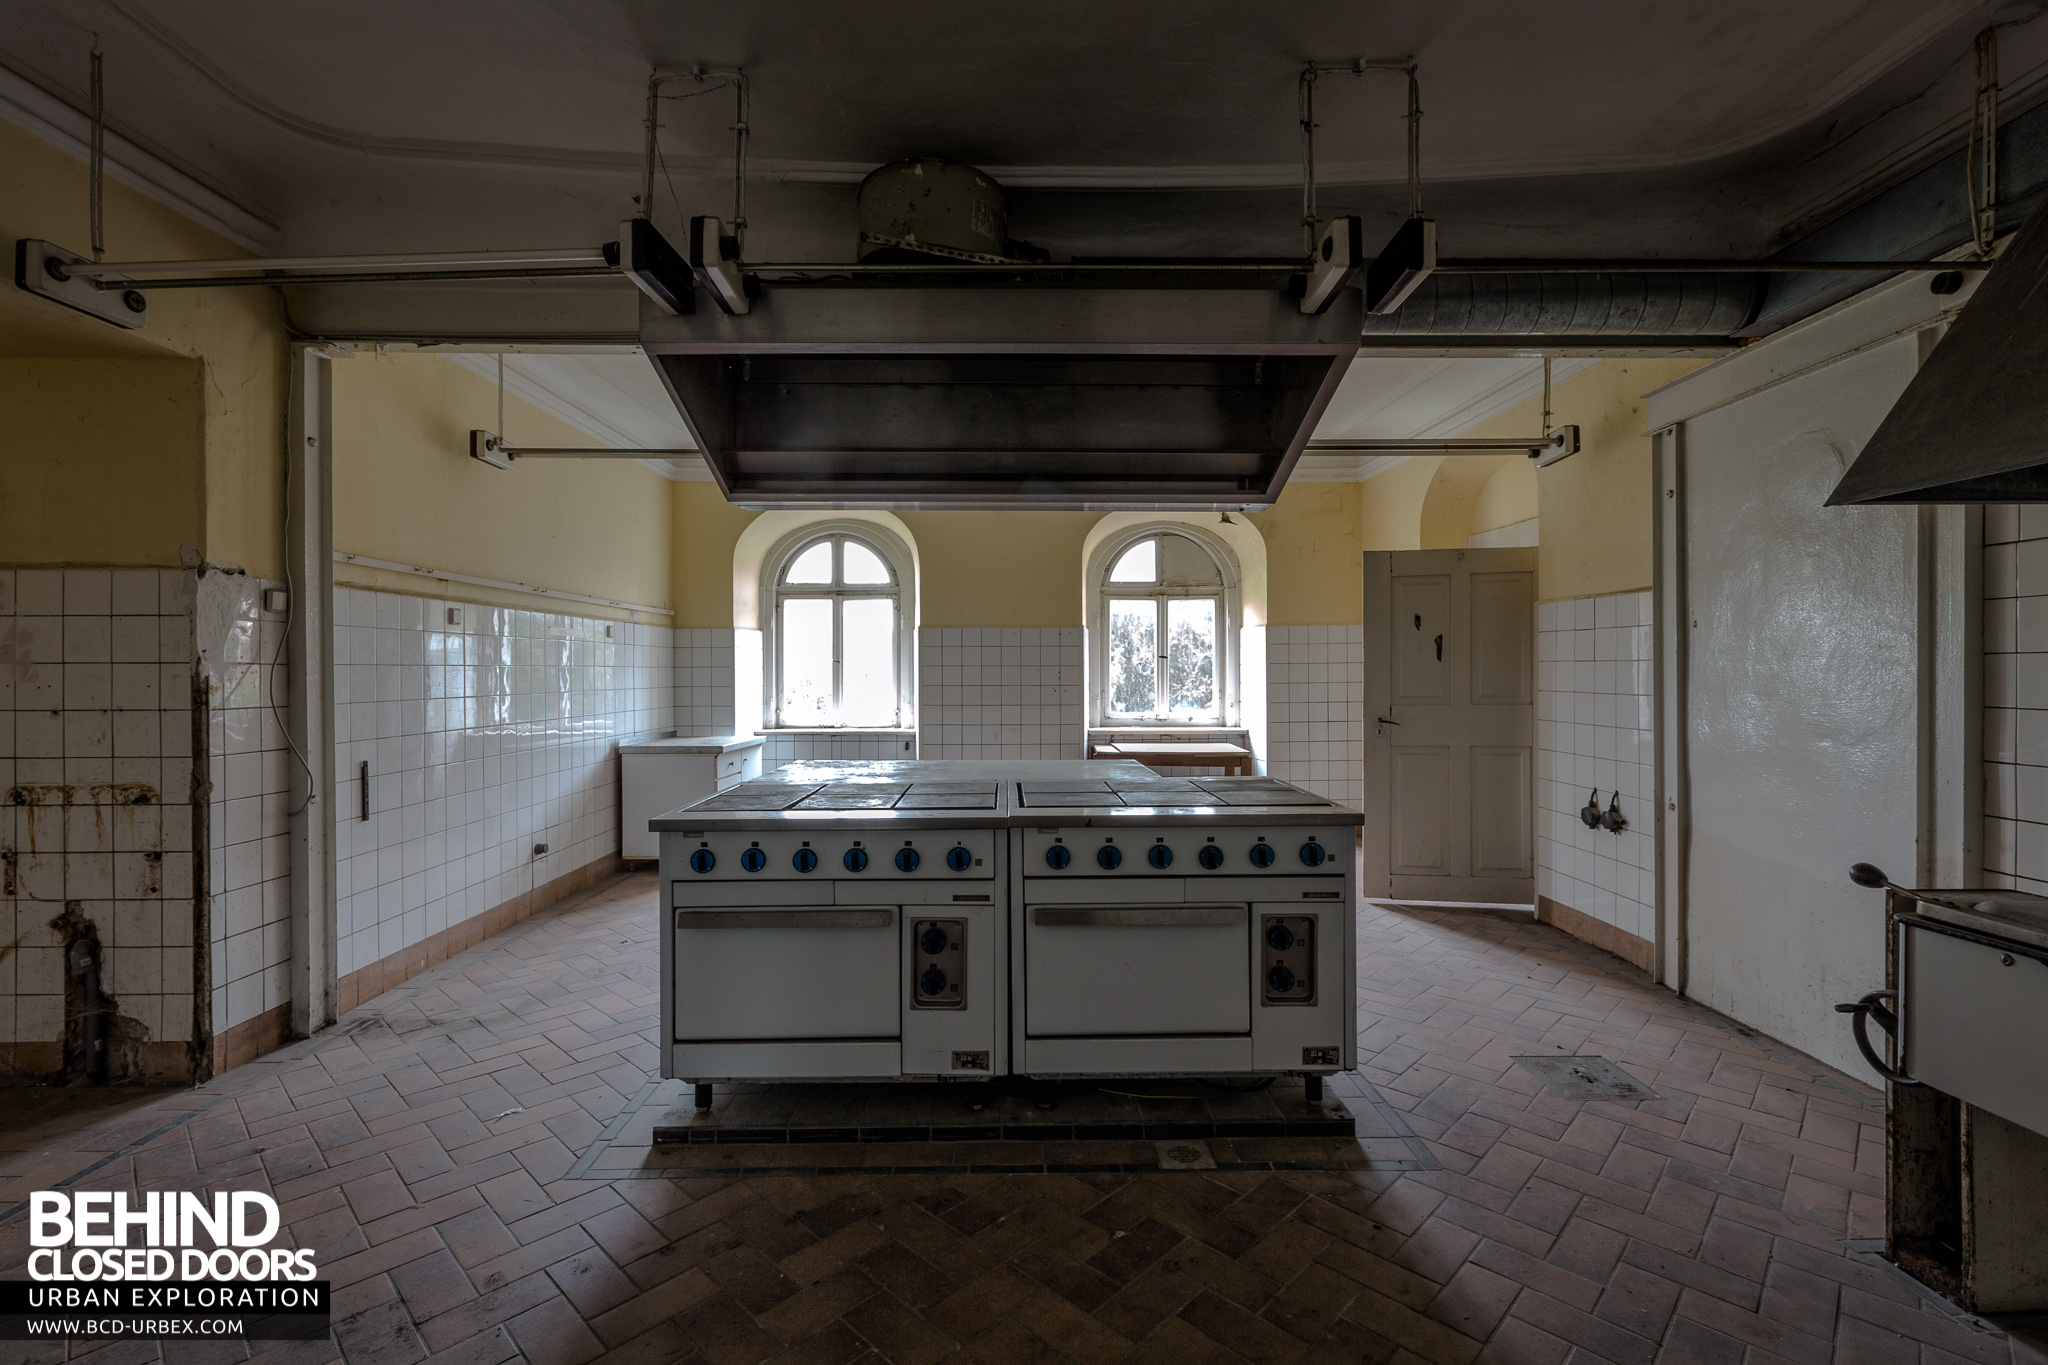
[619, 733, 765, 757]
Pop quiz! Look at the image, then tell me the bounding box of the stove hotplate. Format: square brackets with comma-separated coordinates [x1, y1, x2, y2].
[690, 779, 1000, 812]
[1016, 777, 1334, 808]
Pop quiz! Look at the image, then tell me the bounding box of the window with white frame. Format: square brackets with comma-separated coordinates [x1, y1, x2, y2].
[1093, 528, 1236, 725]
[769, 530, 909, 728]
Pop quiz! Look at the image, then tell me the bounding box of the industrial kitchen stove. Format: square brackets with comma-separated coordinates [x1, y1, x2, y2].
[652, 759, 1362, 1116]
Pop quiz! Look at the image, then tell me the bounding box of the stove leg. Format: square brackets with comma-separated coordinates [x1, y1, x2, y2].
[1303, 1074, 1323, 1105]
[693, 1083, 713, 1111]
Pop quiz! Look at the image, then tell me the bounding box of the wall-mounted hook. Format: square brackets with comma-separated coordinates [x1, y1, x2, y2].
[1434, 633, 1444, 661]
[1580, 789, 1603, 829]
[1600, 792, 1627, 833]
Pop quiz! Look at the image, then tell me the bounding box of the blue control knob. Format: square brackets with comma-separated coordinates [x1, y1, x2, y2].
[919, 926, 947, 955]
[920, 966, 948, 997]
[1197, 845, 1224, 870]
[1045, 845, 1071, 870]
[1269, 965, 1297, 993]
[896, 847, 921, 872]
[1299, 841, 1326, 867]
[739, 848, 766, 873]
[1266, 924, 1295, 951]
[946, 847, 973, 872]
[1249, 843, 1276, 868]
[1097, 845, 1122, 870]
[843, 848, 868, 872]
[688, 849, 715, 874]
[793, 848, 818, 873]
[1147, 845, 1174, 869]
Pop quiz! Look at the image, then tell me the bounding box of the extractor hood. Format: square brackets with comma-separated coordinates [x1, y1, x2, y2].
[639, 279, 1361, 509]
[1827, 211, 2045, 504]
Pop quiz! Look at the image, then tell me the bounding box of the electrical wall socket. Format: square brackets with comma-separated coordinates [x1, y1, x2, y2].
[262, 588, 289, 614]
[533, 843, 549, 858]
[446, 607, 462, 626]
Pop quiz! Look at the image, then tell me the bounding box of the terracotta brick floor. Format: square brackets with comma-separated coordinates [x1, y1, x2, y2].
[0, 872, 2032, 1363]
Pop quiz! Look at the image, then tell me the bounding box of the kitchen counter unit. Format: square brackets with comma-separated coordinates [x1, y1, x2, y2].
[620, 733, 765, 858]
[659, 759, 1363, 1105]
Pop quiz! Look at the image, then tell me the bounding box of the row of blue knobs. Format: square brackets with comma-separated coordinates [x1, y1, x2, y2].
[685, 841, 1325, 874]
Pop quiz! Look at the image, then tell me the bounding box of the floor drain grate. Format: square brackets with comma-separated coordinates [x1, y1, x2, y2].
[1513, 1055, 1660, 1101]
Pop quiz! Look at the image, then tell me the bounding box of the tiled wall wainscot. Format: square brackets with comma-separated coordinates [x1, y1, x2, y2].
[333, 589, 671, 1010]
[0, 569, 202, 1083]
[919, 627, 1083, 759]
[1265, 625, 1364, 808]
[1535, 591, 1656, 969]
[1984, 505, 2048, 889]
[198, 574, 295, 1070]
[674, 628, 737, 735]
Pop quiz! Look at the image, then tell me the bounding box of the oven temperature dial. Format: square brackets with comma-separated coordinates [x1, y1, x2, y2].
[843, 848, 868, 872]
[793, 849, 818, 873]
[1198, 845, 1224, 869]
[895, 848, 920, 872]
[1249, 843, 1276, 868]
[1299, 841, 1326, 867]
[946, 847, 973, 872]
[740, 848, 766, 873]
[688, 849, 715, 874]
[1147, 845, 1173, 869]
[1044, 845, 1071, 870]
[1097, 845, 1122, 869]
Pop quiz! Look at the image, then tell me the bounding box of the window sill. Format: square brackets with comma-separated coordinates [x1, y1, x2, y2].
[760, 727, 917, 736]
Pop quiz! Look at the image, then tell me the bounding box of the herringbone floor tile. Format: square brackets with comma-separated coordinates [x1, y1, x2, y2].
[0, 876, 2022, 1363]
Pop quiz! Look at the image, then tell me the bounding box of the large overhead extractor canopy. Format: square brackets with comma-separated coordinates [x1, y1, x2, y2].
[638, 278, 1361, 510]
[1828, 208, 2048, 504]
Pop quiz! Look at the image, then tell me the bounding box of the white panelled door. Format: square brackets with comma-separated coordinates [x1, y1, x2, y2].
[1362, 549, 1536, 904]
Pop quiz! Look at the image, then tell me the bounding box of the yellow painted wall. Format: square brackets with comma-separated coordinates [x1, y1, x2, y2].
[1248, 481, 1363, 626]
[671, 482, 759, 627]
[896, 512, 1101, 626]
[0, 358, 203, 565]
[332, 353, 672, 612]
[0, 120, 285, 577]
[1350, 359, 1705, 600]
[1358, 457, 1437, 552]
[1472, 456, 1537, 534]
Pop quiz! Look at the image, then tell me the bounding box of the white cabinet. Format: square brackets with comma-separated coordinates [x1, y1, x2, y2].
[620, 735, 763, 859]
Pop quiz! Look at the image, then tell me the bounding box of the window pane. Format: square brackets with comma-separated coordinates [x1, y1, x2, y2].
[784, 541, 832, 584]
[840, 598, 896, 726]
[780, 598, 834, 724]
[1108, 539, 1156, 583]
[1106, 599, 1156, 715]
[1166, 598, 1217, 716]
[842, 540, 891, 584]
[1158, 532, 1223, 585]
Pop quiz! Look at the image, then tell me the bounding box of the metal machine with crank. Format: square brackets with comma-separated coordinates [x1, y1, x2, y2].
[1837, 863, 2048, 1317]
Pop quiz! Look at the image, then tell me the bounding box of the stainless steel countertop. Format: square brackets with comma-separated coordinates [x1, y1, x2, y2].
[1907, 888, 2048, 954]
[647, 759, 1364, 832]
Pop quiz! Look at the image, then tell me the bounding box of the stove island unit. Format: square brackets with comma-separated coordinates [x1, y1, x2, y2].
[652, 759, 1362, 1110]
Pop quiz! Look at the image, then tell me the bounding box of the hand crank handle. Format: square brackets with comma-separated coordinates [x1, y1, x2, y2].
[1834, 990, 1919, 1086]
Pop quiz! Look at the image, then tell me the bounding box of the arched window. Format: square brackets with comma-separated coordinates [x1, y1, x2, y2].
[1093, 528, 1236, 725]
[768, 530, 909, 728]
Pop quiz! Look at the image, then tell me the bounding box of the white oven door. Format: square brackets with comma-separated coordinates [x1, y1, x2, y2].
[1025, 905, 1249, 1037]
[674, 907, 899, 1040]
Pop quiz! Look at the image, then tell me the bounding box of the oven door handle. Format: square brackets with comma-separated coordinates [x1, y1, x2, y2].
[1032, 906, 1246, 927]
[677, 910, 894, 929]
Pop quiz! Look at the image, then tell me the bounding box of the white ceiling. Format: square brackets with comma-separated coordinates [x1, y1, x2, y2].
[8, 1, 2046, 483]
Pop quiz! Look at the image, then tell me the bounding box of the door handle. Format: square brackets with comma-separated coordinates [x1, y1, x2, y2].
[1033, 906, 1246, 927]
[1434, 633, 1443, 661]
[677, 909, 894, 929]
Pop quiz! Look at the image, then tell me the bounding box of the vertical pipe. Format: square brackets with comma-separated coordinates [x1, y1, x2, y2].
[1653, 425, 1691, 995]
[642, 73, 659, 222]
[1299, 67, 1317, 257]
[733, 73, 749, 253]
[287, 345, 337, 1039]
[1406, 65, 1422, 220]
[89, 46, 104, 261]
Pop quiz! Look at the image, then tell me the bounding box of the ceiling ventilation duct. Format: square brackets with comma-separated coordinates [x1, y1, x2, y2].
[640, 162, 1360, 510]
[1828, 214, 2045, 503]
